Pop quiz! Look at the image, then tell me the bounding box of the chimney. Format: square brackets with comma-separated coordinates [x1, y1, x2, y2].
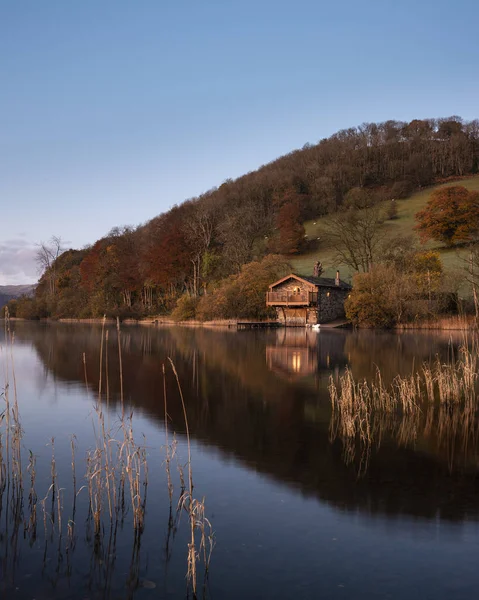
[335, 270, 340, 286]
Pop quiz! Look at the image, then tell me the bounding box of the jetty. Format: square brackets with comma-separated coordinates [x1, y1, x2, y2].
[236, 321, 282, 330]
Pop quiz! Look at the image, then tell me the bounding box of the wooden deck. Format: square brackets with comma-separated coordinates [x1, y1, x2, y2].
[237, 321, 282, 330]
[265, 291, 318, 306]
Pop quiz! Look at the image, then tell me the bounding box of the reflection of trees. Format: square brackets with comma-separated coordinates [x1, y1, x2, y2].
[8, 322, 479, 522]
[343, 330, 459, 382]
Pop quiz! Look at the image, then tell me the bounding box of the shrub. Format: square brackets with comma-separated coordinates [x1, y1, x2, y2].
[345, 262, 439, 327]
[345, 267, 396, 328]
[196, 254, 291, 321]
[171, 294, 200, 321]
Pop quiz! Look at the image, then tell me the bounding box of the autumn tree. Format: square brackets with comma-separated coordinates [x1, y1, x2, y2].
[346, 250, 447, 327]
[141, 206, 194, 312]
[415, 186, 479, 246]
[345, 266, 401, 327]
[196, 254, 291, 321]
[107, 227, 141, 308]
[412, 251, 443, 295]
[273, 199, 306, 254]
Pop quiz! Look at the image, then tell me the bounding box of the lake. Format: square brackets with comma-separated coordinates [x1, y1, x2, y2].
[1, 322, 479, 599]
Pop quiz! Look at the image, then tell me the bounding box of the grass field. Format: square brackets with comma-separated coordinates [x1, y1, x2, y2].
[291, 176, 479, 291]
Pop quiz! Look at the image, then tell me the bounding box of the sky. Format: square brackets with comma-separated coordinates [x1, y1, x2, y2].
[1, 0, 478, 285]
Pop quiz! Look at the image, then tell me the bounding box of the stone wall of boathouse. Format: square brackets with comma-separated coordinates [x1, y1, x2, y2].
[316, 287, 350, 323]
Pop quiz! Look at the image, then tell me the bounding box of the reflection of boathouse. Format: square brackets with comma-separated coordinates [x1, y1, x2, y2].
[266, 272, 352, 326]
[266, 329, 319, 378]
[266, 328, 349, 379]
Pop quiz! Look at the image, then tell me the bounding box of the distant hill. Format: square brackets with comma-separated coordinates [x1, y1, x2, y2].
[0, 284, 36, 309]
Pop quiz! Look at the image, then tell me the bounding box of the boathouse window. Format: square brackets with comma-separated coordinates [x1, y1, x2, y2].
[293, 286, 301, 294]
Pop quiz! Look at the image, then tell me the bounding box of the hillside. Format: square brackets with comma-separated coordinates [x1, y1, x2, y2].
[9, 115, 479, 319]
[0, 284, 36, 309]
[291, 176, 479, 288]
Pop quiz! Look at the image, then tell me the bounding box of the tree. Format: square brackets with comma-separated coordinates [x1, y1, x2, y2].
[390, 180, 413, 199]
[379, 234, 417, 271]
[273, 200, 306, 254]
[17, 115, 479, 320]
[196, 254, 290, 321]
[344, 187, 373, 209]
[415, 186, 479, 246]
[412, 251, 442, 295]
[171, 293, 200, 321]
[345, 265, 427, 327]
[36, 236, 64, 297]
[345, 266, 399, 327]
[323, 205, 385, 272]
[346, 249, 448, 327]
[182, 197, 217, 296]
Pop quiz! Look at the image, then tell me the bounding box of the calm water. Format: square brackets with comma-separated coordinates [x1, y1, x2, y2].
[1, 322, 479, 599]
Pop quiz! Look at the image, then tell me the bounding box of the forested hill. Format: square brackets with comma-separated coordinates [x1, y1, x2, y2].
[0, 285, 35, 310]
[10, 116, 479, 320]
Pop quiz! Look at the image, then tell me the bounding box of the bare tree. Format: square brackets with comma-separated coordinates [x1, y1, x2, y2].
[322, 206, 385, 272]
[36, 236, 63, 296]
[182, 200, 216, 296]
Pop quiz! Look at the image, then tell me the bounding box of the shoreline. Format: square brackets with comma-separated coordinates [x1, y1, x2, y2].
[1, 315, 476, 331]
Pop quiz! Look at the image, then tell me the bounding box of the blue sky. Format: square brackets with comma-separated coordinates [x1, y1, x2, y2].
[1, 0, 478, 284]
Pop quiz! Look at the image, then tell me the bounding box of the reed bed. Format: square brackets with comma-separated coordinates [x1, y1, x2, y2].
[395, 315, 477, 330]
[0, 311, 214, 598]
[329, 337, 479, 472]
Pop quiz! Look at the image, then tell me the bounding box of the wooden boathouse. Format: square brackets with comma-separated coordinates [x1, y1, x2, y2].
[266, 271, 352, 326]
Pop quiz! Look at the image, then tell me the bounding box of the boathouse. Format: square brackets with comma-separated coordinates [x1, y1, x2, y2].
[266, 271, 352, 326]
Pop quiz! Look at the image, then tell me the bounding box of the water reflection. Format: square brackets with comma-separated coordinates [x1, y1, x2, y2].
[6, 322, 479, 525]
[265, 328, 347, 379]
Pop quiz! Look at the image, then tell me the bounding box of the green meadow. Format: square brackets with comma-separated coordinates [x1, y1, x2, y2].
[291, 176, 479, 294]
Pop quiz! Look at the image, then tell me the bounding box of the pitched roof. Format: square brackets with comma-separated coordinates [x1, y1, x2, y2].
[269, 273, 352, 290]
[299, 275, 352, 290]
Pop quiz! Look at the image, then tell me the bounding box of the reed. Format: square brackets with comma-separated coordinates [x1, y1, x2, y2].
[167, 357, 215, 597]
[329, 336, 479, 471]
[0, 315, 214, 596]
[395, 315, 477, 331]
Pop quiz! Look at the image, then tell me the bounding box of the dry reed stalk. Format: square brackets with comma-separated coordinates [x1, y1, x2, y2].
[163, 364, 174, 502]
[0, 313, 212, 592]
[117, 317, 124, 418]
[168, 358, 215, 596]
[49, 438, 58, 533]
[329, 336, 479, 471]
[26, 450, 37, 539]
[395, 315, 477, 331]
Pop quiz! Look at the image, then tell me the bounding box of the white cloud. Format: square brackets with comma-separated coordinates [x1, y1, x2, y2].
[0, 239, 39, 285]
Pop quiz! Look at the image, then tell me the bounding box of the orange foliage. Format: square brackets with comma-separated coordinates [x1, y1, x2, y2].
[415, 186, 479, 246]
